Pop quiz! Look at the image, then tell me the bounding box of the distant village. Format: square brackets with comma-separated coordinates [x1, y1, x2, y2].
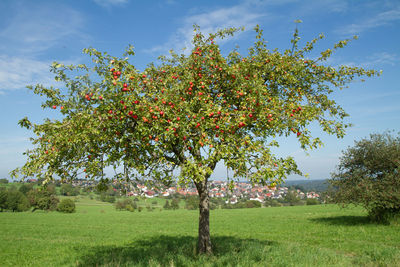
[62, 179, 321, 203]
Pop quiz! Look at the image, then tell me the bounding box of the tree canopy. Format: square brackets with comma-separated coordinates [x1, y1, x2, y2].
[329, 132, 400, 222]
[12, 25, 378, 253]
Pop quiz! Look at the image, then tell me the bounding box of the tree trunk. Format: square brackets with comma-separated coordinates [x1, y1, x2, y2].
[195, 179, 212, 254]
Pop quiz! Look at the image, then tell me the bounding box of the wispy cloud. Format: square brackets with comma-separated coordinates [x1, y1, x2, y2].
[0, 56, 53, 92]
[296, 0, 348, 15]
[0, 4, 86, 55]
[93, 0, 129, 8]
[0, 3, 87, 92]
[145, 1, 267, 55]
[362, 52, 399, 67]
[322, 50, 399, 70]
[354, 104, 400, 116]
[0, 55, 84, 93]
[337, 7, 400, 36]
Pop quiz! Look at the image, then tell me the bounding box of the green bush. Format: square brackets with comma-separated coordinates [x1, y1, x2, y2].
[209, 202, 218, 210]
[5, 190, 30, 212]
[171, 198, 180, 210]
[306, 198, 320, 205]
[18, 183, 33, 195]
[99, 193, 116, 203]
[329, 132, 400, 223]
[0, 188, 7, 211]
[115, 200, 126, 211]
[264, 199, 283, 207]
[146, 204, 153, 211]
[126, 205, 135, 212]
[163, 200, 171, 210]
[245, 200, 262, 208]
[57, 199, 76, 213]
[283, 191, 301, 206]
[60, 184, 80, 196]
[222, 203, 234, 209]
[27, 188, 59, 212]
[185, 196, 198, 210]
[115, 198, 137, 211]
[222, 200, 262, 209]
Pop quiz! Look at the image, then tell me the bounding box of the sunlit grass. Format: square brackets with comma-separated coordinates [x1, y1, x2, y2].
[1, 198, 399, 266]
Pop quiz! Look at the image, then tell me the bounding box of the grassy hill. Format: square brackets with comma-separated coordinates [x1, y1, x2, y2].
[0, 197, 399, 266]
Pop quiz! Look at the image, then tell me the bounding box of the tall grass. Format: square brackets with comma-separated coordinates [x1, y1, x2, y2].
[1, 198, 399, 266]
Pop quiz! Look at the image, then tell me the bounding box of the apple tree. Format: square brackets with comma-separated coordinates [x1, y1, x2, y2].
[12, 25, 378, 253]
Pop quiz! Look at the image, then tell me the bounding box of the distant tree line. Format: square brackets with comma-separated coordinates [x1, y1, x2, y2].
[0, 183, 75, 213]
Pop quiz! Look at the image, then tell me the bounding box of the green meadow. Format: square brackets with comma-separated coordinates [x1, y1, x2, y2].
[1, 197, 399, 266]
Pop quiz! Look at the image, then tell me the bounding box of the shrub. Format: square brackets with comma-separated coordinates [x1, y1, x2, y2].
[222, 203, 234, 209]
[18, 183, 33, 195]
[222, 200, 262, 209]
[60, 184, 80, 196]
[0, 188, 7, 211]
[115, 200, 126, 211]
[126, 205, 135, 212]
[306, 198, 320, 205]
[283, 191, 301, 206]
[209, 202, 218, 210]
[163, 200, 171, 210]
[57, 199, 76, 213]
[329, 132, 400, 223]
[171, 198, 180, 210]
[27, 188, 59, 212]
[245, 200, 262, 208]
[264, 199, 282, 207]
[146, 203, 155, 212]
[185, 196, 198, 210]
[115, 198, 137, 211]
[5, 190, 30, 212]
[99, 193, 116, 203]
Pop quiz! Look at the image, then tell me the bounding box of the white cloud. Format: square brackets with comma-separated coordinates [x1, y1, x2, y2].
[337, 7, 400, 35]
[296, 0, 348, 15]
[355, 104, 400, 116]
[93, 0, 129, 8]
[0, 56, 53, 92]
[145, 2, 267, 55]
[0, 55, 85, 93]
[362, 52, 399, 67]
[0, 4, 86, 55]
[0, 3, 88, 92]
[322, 50, 399, 71]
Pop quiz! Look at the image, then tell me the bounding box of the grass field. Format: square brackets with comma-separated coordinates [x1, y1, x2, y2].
[1, 197, 399, 266]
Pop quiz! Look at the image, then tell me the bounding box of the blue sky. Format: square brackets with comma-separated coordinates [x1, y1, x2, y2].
[0, 0, 399, 181]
